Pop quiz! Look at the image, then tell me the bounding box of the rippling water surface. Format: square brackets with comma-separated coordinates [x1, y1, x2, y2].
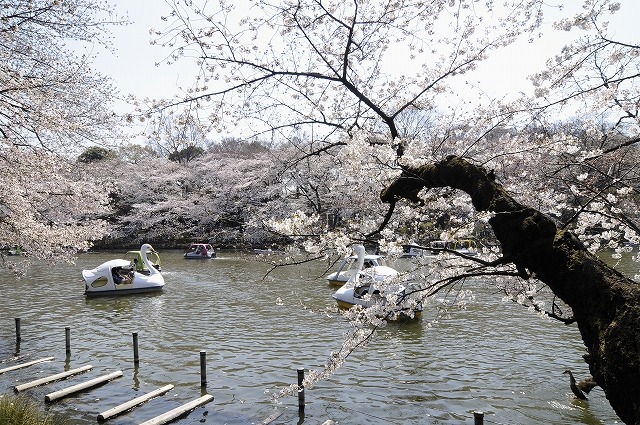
[0, 250, 624, 424]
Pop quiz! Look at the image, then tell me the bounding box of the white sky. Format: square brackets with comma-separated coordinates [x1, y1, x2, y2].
[92, 1, 639, 116]
[92, 1, 181, 110]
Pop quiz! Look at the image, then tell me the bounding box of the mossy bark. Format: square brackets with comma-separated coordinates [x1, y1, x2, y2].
[381, 155, 640, 425]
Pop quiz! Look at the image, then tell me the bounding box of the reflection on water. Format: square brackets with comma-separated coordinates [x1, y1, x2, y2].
[0, 250, 624, 424]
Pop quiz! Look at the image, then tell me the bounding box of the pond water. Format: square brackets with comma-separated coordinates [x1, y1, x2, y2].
[0, 249, 625, 424]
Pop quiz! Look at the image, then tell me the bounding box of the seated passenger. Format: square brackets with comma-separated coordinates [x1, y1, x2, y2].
[354, 285, 369, 297]
[112, 267, 123, 284]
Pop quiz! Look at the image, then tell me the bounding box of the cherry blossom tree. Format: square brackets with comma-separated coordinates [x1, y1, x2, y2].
[0, 0, 127, 263]
[1, 0, 126, 152]
[380, 154, 640, 423]
[89, 146, 285, 249]
[512, 0, 640, 255]
[1, 148, 111, 269]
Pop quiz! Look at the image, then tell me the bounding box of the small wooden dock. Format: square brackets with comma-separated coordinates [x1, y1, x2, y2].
[1, 357, 214, 423]
[1, 319, 300, 424]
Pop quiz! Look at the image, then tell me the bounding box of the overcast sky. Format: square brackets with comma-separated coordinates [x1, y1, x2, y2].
[91, 1, 179, 110]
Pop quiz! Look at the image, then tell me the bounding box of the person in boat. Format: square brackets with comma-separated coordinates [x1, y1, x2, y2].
[112, 266, 132, 285]
[112, 267, 123, 284]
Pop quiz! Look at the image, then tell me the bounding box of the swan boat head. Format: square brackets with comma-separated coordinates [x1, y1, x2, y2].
[140, 243, 161, 275]
[325, 245, 397, 286]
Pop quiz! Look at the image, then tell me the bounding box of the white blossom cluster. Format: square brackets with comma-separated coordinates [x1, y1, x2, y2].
[1, 147, 111, 266]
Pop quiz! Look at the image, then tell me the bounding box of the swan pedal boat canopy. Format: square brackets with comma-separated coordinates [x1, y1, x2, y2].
[332, 245, 423, 318]
[126, 248, 161, 272]
[7, 245, 23, 256]
[325, 250, 398, 287]
[82, 244, 165, 296]
[429, 239, 478, 256]
[401, 245, 429, 258]
[184, 243, 216, 259]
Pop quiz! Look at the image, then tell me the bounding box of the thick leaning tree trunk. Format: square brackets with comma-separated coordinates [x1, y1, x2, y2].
[381, 156, 640, 425]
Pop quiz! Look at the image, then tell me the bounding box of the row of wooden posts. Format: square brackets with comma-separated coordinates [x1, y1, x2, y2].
[9, 318, 486, 425]
[7, 318, 305, 424]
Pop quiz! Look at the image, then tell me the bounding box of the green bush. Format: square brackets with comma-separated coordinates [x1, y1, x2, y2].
[0, 394, 69, 425]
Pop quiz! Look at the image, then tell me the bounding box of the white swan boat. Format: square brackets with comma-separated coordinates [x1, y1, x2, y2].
[82, 244, 165, 296]
[184, 243, 216, 259]
[325, 248, 398, 286]
[332, 245, 423, 317]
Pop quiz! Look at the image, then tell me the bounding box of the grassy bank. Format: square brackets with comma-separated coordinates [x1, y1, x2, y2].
[0, 394, 69, 425]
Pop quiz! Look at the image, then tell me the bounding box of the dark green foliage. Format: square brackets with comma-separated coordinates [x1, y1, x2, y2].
[77, 146, 114, 163]
[168, 145, 205, 163]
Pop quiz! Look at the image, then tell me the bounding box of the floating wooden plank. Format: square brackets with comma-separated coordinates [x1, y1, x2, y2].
[260, 411, 283, 424]
[0, 357, 54, 374]
[138, 394, 214, 425]
[45, 370, 123, 402]
[96, 384, 174, 422]
[15, 365, 93, 392]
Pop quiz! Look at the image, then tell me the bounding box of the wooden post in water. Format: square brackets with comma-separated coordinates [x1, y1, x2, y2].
[65, 326, 71, 355]
[297, 367, 305, 413]
[15, 318, 21, 342]
[133, 332, 140, 364]
[473, 411, 484, 425]
[200, 350, 207, 387]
